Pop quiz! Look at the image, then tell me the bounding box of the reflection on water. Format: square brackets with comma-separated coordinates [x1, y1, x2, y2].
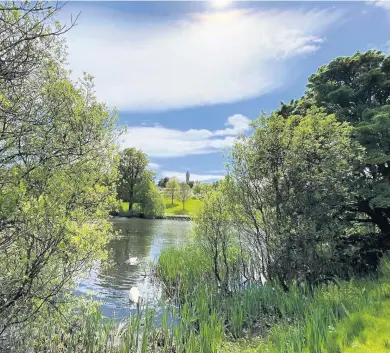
[75, 218, 190, 319]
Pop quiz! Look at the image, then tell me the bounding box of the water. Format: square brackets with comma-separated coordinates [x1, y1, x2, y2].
[75, 218, 190, 319]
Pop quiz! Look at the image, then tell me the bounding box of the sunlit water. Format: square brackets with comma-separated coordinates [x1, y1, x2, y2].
[75, 218, 191, 319]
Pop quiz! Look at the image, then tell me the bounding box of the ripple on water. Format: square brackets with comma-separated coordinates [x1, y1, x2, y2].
[75, 218, 190, 319]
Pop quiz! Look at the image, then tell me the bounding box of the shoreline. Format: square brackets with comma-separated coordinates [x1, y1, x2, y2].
[110, 212, 191, 221]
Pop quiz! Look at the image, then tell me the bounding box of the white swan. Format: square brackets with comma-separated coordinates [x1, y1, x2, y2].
[129, 286, 141, 305]
[125, 257, 138, 265]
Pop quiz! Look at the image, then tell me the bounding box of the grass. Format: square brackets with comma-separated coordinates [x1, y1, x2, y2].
[18, 253, 390, 353]
[120, 201, 129, 213]
[324, 291, 390, 353]
[163, 197, 202, 217]
[119, 197, 203, 218]
[19, 230, 389, 353]
[155, 244, 390, 353]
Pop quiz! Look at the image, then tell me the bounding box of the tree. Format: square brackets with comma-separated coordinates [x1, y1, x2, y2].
[0, 1, 76, 83]
[178, 182, 191, 211]
[188, 181, 194, 188]
[193, 181, 201, 194]
[275, 51, 390, 271]
[0, 7, 118, 339]
[134, 169, 155, 200]
[229, 109, 360, 286]
[164, 178, 179, 205]
[213, 180, 222, 188]
[118, 148, 149, 211]
[306, 51, 390, 234]
[138, 182, 165, 217]
[158, 177, 170, 188]
[193, 181, 236, 293]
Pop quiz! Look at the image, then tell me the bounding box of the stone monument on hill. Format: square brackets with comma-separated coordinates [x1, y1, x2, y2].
[186, 170, 190, 184]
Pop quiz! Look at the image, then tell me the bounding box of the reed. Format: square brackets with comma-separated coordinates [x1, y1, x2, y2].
[11, 248, 390, 353]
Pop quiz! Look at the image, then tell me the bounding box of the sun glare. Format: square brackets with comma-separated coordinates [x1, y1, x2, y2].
[211, 0, 233, 9]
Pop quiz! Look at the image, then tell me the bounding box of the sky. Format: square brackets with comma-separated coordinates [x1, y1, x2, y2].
[61, 0, 390, 182]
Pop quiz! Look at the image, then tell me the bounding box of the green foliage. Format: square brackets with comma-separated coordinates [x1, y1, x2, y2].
[0, 26, 118, 345]
[117, 150, 166, 217]
[193, 182, 201, 194]
[193, 183, 214, 199]
[229, 109, 361, 284]
[164, 178, 180, 205]
[305, 50, 390, 237]
[120, 197, 203, 217]
[178, 182, 192, 211]
[117, 148, 149, 209]
[307, 50, 390, 124]
[325, 299, 390, 353]
[3, 11, 390, 352]
[138, 182, 165, 217]
[193, 181, 240, 292]
[156, 242, 390, 353]
[13, 254, 390, 353]
[156, 243, 212, 299]
[355, 105, 390, 210]
[158, 177, 170, 188]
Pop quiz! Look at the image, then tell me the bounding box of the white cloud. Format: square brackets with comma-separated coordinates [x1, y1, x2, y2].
[368, 0, 390, 10]
[161, 171, 224, 182]
[65, 7, 341, 111]
[214, 114, 251, 136]
[148, 162, 160, 170]
[119, 114, 249, 158]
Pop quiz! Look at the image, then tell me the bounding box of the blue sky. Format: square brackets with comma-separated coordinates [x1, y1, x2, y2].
[62, 1, 390, 182]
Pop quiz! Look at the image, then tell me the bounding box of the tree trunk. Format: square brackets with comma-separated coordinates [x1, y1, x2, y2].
[129, 186, 134, 211]
[171, 194, 174, 205]
[213, 246, 221, 287]
[222, 240, 230, 294]
[358, 199, 390, 236]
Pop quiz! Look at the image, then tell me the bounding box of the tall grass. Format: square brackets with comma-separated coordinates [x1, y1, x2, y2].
[155, 245, 390, 353]
[11, 248, 390, 353]
[154, 243, 213, 300]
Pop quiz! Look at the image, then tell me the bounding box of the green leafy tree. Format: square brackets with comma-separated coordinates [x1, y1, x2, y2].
[178, 182, 191, 211]
[198, 183, 214, 199]
[134, 169, 155, 199]
[193, 183, 214, 200]
[0, 1, 76, 83]
[0, 7, 118, 338]
[193, 181, 236, 293]
[164, 178, 179, 205]
[306, 51, 390, 237]
[138, 182, 165, 217]
[158, 177, 170, 188]
[193, 181, 201, 194]
[118, 148, 149, 210]
[229, 109, 360, 286]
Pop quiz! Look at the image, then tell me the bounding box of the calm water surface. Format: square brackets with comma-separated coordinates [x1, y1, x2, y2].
[75, 218, 190, 319]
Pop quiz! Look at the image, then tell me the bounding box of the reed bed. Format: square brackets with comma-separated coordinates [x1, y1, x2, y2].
[9, 247, 390, 353]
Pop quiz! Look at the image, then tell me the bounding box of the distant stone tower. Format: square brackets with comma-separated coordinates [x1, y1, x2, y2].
[186, 171, 190, 184]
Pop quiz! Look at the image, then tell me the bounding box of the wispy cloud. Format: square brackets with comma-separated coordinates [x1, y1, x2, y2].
[161, 171, 224, 182]
[119, 114, 250, 158]
[65, 7, 341, 111]
[368, 0, 390, 10]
